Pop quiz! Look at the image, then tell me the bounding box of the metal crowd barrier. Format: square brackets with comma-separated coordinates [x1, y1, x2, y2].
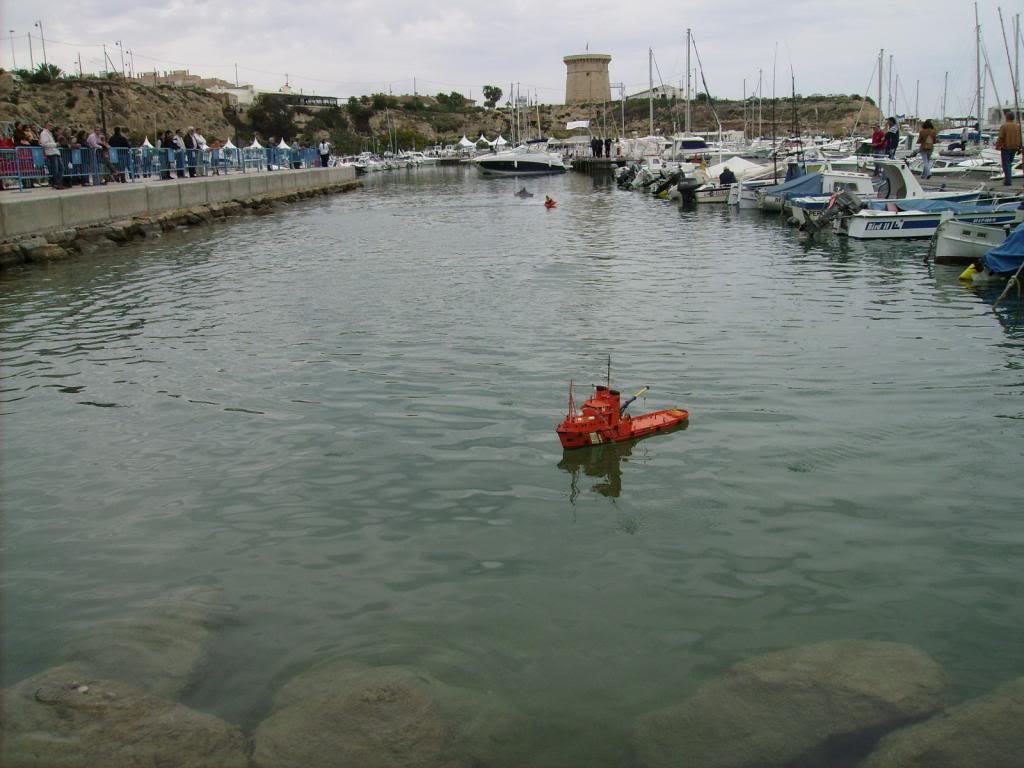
[1, 145, 324, 191]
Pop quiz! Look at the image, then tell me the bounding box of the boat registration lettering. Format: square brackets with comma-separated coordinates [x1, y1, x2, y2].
[865, 221, 904, 231]
[589, 432, 604, 445]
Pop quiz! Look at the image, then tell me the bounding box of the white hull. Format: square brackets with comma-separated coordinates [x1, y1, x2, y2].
[932, 219, 1012, 259]
[695, 185, 732, 204]
[840, 209, 1021, 240]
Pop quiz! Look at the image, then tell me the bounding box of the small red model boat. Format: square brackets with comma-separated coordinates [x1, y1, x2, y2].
[556, 381, 688, 450]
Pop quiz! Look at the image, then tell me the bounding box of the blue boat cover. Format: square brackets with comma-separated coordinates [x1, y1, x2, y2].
[764, 172, 822, 200]
[984, 222, 1024, 275]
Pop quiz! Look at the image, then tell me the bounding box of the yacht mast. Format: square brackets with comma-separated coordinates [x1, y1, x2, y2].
[685, 29, 691, 133]
[649, 48, 654, 135]
[878, 49, 883, 122]
[942, 71, 948, 121]
[976, 2, 982, 138]
[758, 68, 763, 137]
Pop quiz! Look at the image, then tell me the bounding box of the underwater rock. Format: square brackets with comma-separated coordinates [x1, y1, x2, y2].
[857, 676, 1024, 768]
[253, 660, 528, 768]
[0, 665, 248, 768]
[633, 640, 947, 768]
[60, 588, 221, 700]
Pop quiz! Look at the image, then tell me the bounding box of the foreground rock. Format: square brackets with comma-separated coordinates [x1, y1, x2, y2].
[253, 660, 527, 768]
[0, 665, 248, 768]
[858, 676, 1024, 768]
[633, 640, 947, 768]
[60, 588, 221, 699]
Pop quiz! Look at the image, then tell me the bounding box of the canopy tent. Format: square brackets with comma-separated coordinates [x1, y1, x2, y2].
[493, 135, 508, 147]
[457, 135, 475, 148]
[475, 134, 492, 146]
[223, 139, 237, 150]
[277, 138, 291, 149]
[140, 137, 154, 148]
[249, 139, 263, 149]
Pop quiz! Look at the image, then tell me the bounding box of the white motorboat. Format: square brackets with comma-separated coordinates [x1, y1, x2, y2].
[933, 219, 1014, 261]
[837, 200, 1023, 240]
[472, 143, 566, 176]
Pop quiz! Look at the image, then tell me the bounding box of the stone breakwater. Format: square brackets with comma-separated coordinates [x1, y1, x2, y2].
[0, 166, 359, 270]
[0, 181, 360, 270]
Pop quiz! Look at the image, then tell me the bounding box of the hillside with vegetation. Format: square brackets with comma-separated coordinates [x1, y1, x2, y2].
[1, 66, 883, 151]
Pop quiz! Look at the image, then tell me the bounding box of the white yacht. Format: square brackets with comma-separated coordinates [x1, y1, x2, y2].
[472, 143, 566, 176]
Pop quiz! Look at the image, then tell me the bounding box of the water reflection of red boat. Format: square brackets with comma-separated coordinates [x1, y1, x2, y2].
[556, 382, 689, 450]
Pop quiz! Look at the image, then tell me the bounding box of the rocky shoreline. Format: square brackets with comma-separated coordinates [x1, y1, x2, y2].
[0, 179, 361, 271]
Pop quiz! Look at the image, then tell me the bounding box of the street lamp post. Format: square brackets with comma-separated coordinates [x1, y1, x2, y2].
[116, 40, 126, 78]
[8, 30, 15, 70]
[27, 32, 34, 70]
[33, 21, 46, 67]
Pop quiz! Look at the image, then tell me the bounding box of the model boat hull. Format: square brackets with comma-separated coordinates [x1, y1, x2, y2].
[557, 406, 689, 449]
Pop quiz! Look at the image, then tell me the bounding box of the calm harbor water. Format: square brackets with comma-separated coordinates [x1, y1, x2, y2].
[2, 166, 1023, 762]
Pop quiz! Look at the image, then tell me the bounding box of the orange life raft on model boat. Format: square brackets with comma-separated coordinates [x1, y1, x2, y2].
[555, 381, 689, 450]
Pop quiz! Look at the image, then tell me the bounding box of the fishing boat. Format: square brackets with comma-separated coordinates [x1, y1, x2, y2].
[932, 219, 1013, 263]
[837, 199, 1023, 240]
[556, 382, 688, 450]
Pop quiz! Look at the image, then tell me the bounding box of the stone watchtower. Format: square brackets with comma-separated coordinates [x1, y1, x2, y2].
[563, 53, 612, 104]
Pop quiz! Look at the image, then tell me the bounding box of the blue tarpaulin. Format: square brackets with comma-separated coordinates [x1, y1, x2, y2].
[984, 222, 1024, 275]
[763, 173, 822, 201]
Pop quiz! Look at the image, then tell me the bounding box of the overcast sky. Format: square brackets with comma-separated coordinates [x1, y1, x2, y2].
[3, 0, 1021, 117]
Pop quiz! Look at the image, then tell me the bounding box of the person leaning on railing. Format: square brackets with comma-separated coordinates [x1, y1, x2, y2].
[39, 122, 65, 190]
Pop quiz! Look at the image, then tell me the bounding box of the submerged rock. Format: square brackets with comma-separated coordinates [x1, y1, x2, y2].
[633, 640, 947, 768]
[0, 665, 248, 768]
[60, 588, 221, 700]
[857, 676, 1024, 768]
[253, 660, 528, 768]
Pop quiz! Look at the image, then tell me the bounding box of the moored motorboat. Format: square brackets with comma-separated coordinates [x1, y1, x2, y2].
[837, 199, 1023, 240]
[472, 143, 566, 176]
[933, 219, 1013, 263]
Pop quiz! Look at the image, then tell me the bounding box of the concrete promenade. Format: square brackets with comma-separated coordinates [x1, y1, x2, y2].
[0, 166, 357, 241]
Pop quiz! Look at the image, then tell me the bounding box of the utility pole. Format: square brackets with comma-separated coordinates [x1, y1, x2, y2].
[102, 43, 107, 76]
[34, 20, 46, 67]
[116, 40, 125, 78]
[8, 30, 15, 70]
[77, 52, 83, 77]
[28, 32, 34, 70]
[235, 62, 239, 87]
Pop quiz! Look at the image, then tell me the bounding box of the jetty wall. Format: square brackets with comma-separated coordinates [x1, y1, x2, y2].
[0, 166, 359, 270]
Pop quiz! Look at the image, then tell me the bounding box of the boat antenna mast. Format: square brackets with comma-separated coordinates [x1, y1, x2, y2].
[606, 354, 612, 389]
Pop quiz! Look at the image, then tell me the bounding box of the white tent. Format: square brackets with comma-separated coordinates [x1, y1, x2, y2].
[457, 135, 475, 148]
[475, 134, 491, 146]
[223, 139, 237, 150]
[493, 135, 508, 147]
[277, 138, 291, 149]
[141, 136, 154, 148]
[249, 138, 263, 149]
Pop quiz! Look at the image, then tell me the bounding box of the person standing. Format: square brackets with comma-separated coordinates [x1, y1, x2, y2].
[996, 110, 1021, 187]
[604, 136, 611, 159]
[885, 117, 899, 159]
[39, 122, 64, 190]
[917, 119, 937, 180]
[870, 124, 886, 155]
[173, 130, 187, 178]
[318, 138, 331, 167]
[183, 127, 198, 177]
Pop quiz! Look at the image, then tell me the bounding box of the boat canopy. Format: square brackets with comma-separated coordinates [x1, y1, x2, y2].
[984, 222, 1024, 275]
[764, 173, 823, 199]
[706, 156, 765, 180]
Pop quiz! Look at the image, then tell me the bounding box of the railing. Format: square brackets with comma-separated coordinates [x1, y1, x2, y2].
[0, 146, 323, 191]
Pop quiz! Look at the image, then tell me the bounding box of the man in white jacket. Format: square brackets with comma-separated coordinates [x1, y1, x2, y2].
[39, 122, 65, 190]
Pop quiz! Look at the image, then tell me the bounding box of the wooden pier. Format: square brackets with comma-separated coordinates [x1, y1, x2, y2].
[570, 157, 625, 174]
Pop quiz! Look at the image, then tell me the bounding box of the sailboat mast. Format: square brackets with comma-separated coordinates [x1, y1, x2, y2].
[758, 68, 763, 137]
[878, 49, 884, 123]
[976, 2, 982, 137]
[649, 47, 654, 135]
[685, 29, 691, 133]
[942, 71, 948, 121]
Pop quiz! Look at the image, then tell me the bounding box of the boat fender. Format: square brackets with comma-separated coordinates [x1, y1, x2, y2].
[959, 264, 978, 281]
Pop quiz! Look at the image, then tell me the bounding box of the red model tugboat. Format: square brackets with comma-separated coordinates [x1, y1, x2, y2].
[556, 379, 689, 450]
